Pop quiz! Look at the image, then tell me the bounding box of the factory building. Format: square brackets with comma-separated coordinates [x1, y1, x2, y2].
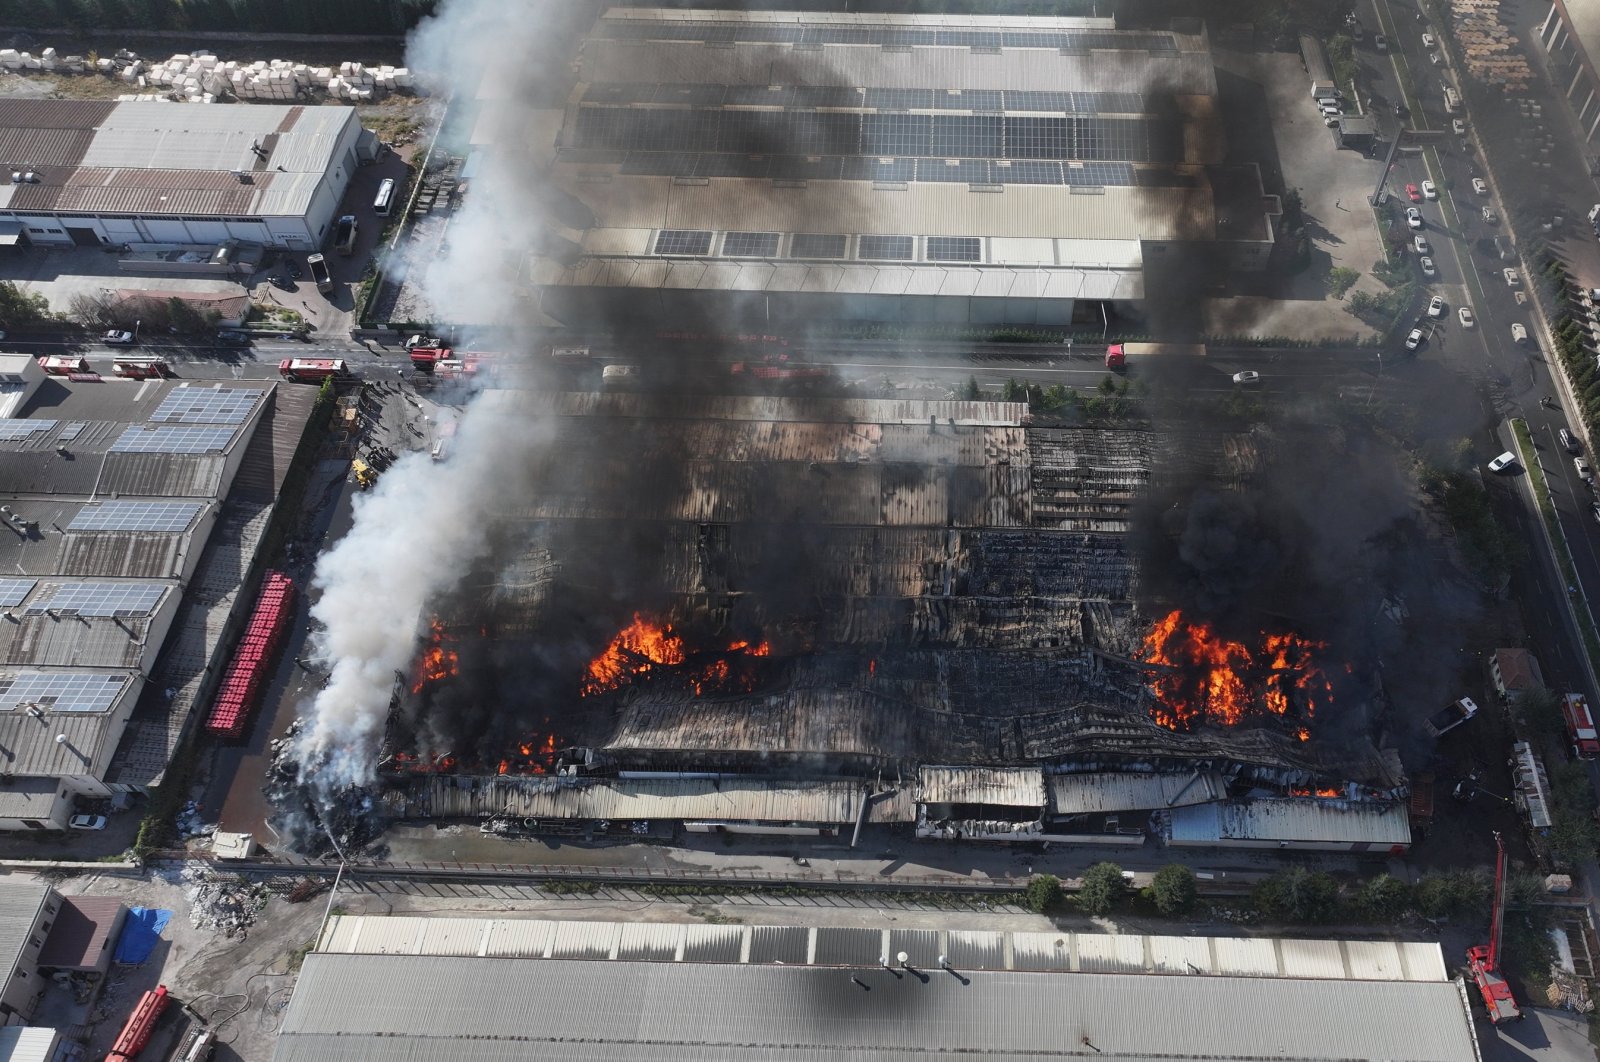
[272, 914, 1482, 1061]
[1540, 2, 1600, 141]
[520, 8, 1279, 328]
[0, 359, 313, 830]
[0, 99, 365, 250]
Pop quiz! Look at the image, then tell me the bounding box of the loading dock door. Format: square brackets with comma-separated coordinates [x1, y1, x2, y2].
[64, 226, 100, 247]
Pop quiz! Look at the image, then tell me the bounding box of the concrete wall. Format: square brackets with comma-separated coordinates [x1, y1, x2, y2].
[0, 889, 58, 1022]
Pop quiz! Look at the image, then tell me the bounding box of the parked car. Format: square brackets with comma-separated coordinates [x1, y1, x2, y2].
[1231, 371, 1261, 384]
[1562, 428, 1580, 453]
[68, 814, 106, 831]
[1422, 32, 1436, 48]
[1406, 183, 1422, 202]
[1413, 234, 1431, 254]
[1578, 456, 1595, 484]
[1503, 268, 1521, 287]
[1511, 323, 1528, 345]
[1405, 328, 1425, 351]
[1421, 180, 1437, 200]
[1375, 32, 1388, 52]
[102, 329, 137, 345]
[1472, 177, 1488, 195]
[215, 331, 250, 346]
[1452, 118, 1467, 135]
[1420, 256, 1436, 277]
[1406, 207, 1424, 230]
[1427, 296, 1446, 317]
[1482, 206, 1498, 224]
[1458, 307, 1475, 328]
[1591, 501, 1600, 525]
[1487, 451, 1517, 473]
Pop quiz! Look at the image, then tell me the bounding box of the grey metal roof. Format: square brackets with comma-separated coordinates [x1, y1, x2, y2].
[1166, 799, 1412, 848]
[0, 880, 50, 981]
[0, 778, 60, 819]
[421, 775, 893, 823]
[917, 766, 1045, 807]
[0, 670, 140, 776]
[274, 951, 1481, 1062]
[1049, 770, 1225, 814]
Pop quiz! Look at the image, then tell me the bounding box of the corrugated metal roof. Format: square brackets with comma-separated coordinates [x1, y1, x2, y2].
[917, 766, 1044, 807]
[0, 779, 59, 818]
[477, 390, 1028, 428]
[0, 1026, 58, 1062]
[423, 776, 879, 824]
[1166, 799, 1412, 848]
[1049, 771, 1224, 814]
[276, 952, 1480, 1062]
[36, 895, 123, 970]
[56, 532, 187, 579]
[0, 670, 140, 776]
[0, 880, 49, 980]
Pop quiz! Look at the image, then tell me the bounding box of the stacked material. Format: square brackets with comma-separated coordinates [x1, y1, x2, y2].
[85, 49, 418, 102]
[205, 570, 295, 739]
[1447, 0, 1532, 90]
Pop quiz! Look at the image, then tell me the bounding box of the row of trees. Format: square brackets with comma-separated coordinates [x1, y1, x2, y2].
[0, 0, 433, 34]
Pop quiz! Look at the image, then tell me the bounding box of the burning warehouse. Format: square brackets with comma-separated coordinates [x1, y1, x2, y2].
[370, 387, 1410, 844]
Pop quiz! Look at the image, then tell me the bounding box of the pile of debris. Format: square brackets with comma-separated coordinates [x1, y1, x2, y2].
[182, 866, 270, 937]
[264, 724, 386, 856]
[174, 800, 215, 843]
[102, 49, 418, 103]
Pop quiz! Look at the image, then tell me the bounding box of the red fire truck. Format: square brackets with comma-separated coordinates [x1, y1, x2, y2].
[112, 358, 174, 380]
[409, 346, 453, 371]
[38, 355, 90, 376]
[1103, 343, 1208, 369]
[731, 353, 828, 380]
[1564, 693, 1600, 759]
[107, 985, 170, 1062]
[278, 358, 350, 383]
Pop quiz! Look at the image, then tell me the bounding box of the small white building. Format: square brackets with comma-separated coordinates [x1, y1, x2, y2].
[0, 99, 363, 250]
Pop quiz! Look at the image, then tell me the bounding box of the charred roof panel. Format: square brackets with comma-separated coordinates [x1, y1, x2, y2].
[97, 453, 226, 498]
[917, 766, 1045, 807]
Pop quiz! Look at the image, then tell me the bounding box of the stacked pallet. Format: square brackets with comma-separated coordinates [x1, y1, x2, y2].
[105, 50, 417, 103]
[205, 570, 296, 740]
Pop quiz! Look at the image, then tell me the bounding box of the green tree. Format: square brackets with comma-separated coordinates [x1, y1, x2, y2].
[1326, 266, 1360, 299]
[1252, 867, 1340, 923]
[1077, 862, 1127, 916]
[1513, 688, 1564, 744]
[0, 280, 50, 328]
[1024, 873, 1062, 913]
[1414, 869, 1490, 921]
[1357, 874, 1412, 920]
[1149, 864, 1198, 915]
[1002, 378, 1026, 402]
[963, 375, 981, 401]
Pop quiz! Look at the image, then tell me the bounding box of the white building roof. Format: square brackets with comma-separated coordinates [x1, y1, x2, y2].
[1049, 771, 1225, 815]
[917, 766, 1045, 807]
[1166, 799, 1412, 848]
[422, 776, 908, 824]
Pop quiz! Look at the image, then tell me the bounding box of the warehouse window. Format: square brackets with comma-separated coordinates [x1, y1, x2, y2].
[926, 236, 982, 262]
[857, 235, 915, 261]
[789, 233, 849, 259]
[721, 231, 781, 257]
[654, 229, 713, 256]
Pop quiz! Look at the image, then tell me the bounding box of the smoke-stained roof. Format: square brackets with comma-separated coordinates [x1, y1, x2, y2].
[1166, 799, 1412, 848]
[1049, 770, 1225, 815]
[420, 776, 910, 824]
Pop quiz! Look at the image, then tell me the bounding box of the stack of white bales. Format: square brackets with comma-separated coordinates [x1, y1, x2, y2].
[0, 47, 88, 73]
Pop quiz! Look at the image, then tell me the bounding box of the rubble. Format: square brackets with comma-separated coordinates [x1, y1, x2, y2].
[180, 865, 270, 937]
[265, 723, 387, 855]
[173, 800, 215, 843]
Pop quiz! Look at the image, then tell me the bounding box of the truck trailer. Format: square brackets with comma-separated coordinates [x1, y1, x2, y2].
[1427, 696, 1479, 737]
[278, 358, 350, 383]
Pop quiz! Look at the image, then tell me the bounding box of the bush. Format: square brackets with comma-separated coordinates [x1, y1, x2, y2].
[1149, 864, 1198, 915]
[1414, 869, 1490, 921]
[1326, 266, 1360, 299]
[1024, 873, 1063, 913]
[1357, 874, 1412, 920]
[1077, 862, 1127, 916]
[1252, 867, 1340, 923]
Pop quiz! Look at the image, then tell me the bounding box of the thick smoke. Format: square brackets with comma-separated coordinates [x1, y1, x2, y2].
[291, 0, 579, 795]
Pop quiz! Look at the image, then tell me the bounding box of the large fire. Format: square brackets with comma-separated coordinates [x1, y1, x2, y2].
[582, 613, 770, 696]
[410, 618, 460, 693]
[1141, 609, 1337, 731]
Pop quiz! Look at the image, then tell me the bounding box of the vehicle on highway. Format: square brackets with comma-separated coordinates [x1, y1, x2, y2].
[1420, 256, 1436, 277]
[68, 814, 106, 831]
[1405, 328, 1425, 351]
[1580, 457, 1596, 484]
[1231, 371, 1260, 384]
[1561, 428, 1580, 453]
[1406, 183, 1422, 202]
[1422, 180, 1437, 200]
[1429, 50, 1442, 65]
[1413, 235, 1431, 254]
[112, 358, 173, 380]
[405, 334, 442, 350]
[39, 356, 90, 376]
[279, 358, 350, 383]
[1482, 206, 1498, 224]
[1472, 177, 1488, 195]
[102, 329, 137, 345]
[1375, 33, 1387, 51]
[1592, 501, 1600, 525]
[1487, 451, 1518, 473]
[1503, 268, 1521, 287]
[1458, 307, 1475, 328]
[1511, 323, 1528, 345]
[1405, 207, 1424, 229]
[214, 331, 249, 346]
[1422, 32, 1436, 48]
[1427, 296, 1446, 317]
[1394, 101, 1408, 117]
[1452, 118, 1467, 135]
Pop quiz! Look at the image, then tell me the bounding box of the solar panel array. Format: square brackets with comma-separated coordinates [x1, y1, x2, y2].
[654, 230, 714, 255]
[27, 581, 166, 617]
[616, 152, 1137, 186]
[857, 235, 916, 261]
[584, 84, 1149, 115]
[0, 420, 55, 441]
[109, 425, 235, 454]
[0, 579, 35, 608]
[150, 387, 260, 425]
[926, 236, 983, 262]
[0, 671, 128, 713]
[595, 21, 1178, 54]
[575, 109, 1179, 163]
[789, 233, 851, 259]
[721, 231, 781, 257]
[68, 500, 203, 533]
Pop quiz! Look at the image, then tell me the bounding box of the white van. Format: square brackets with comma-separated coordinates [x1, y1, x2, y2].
[1511, 323, 1528, 345]
[374, 178, 396, 217]
[1588, 204, 1600, 224]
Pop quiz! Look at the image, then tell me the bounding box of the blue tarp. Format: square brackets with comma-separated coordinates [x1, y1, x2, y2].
[112, 907, 171, 965]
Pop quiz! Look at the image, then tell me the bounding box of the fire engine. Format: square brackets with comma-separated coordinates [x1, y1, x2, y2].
[1103, 342, 1207, 369]
[106, 985, 170, 1062]
[37, 355, 89, 376]
[112, 358, 174, 380]
[730, 353, 828, 381]
[1466, 833, 1522, 1024]
[1563, 693, 1600, 759]
[278, 358, 350, 383]
[409, 346, 453, 371]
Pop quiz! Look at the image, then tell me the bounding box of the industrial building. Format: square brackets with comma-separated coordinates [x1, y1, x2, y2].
[519, 8, 1279, 327]
[0, 357, 312, 829]
[270, 914, 1482, 1061]
[0, 99, 366, 250]
[1539, 2, 1600, 141]
[388, 389, 1412, 850]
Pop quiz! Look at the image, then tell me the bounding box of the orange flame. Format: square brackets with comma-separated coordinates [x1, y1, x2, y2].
[582, 614, 770, 697]
[411, 618, 460, 693]
[1141, 610, 1337, 732]
[1289, 786, 1344, 798]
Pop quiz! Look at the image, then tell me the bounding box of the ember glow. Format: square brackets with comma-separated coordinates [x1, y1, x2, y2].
[410, 618, 460, 693]
[1141, 609, 1337, 731]
[582, 614, 770, 696]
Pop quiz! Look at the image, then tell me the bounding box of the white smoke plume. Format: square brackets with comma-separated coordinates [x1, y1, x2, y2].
[292, 0, 577, 793]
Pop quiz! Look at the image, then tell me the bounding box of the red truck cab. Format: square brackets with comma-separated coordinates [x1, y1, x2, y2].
[1564, 694, 1600, 758]
[278, 358, 349, 383]
[112, 358, 173, 380]
[38, 355, 90, 376]
[410, 346, 453, 371]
